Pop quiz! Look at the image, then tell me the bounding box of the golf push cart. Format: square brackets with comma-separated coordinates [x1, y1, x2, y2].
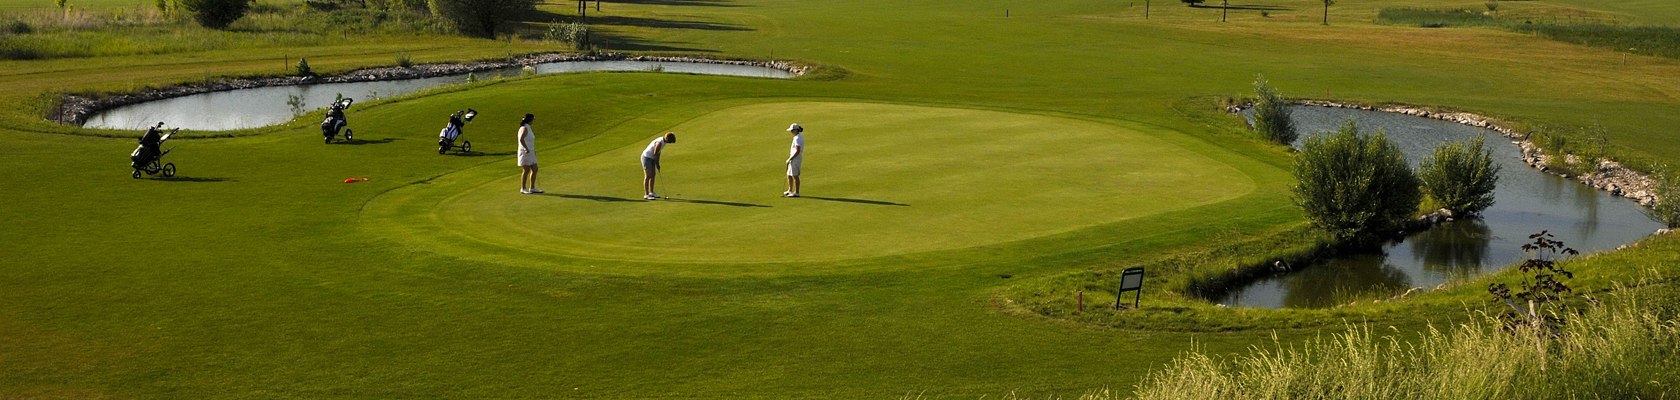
[321, 97, 354, 143]
[437, 108, 477, 154]
[130, 122, 178, 179]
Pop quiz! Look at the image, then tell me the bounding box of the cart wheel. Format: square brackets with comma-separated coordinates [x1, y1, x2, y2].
[462, 141, 472, 153]
[438, 146, 448, 155]
[344, 129, 353, 141]
[161, 163, 176, 178]
[133, 169, 142, 179]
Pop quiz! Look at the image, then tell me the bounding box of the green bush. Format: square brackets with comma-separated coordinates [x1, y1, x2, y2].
[1251, 75, 1296, 145]
[1292, 120, 1422, 243]
[3, 20, 31, 35]
[180, 0, 252, 29]
[1419, 134, 1500, 216]
[295, 56, 312, 76]
[426, 0, 535, 38]
[546, 21, 590, 50]
[1654, 170, 1680, 228]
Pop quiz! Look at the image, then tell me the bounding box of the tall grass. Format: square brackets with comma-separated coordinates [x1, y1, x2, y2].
[1512, 23, 1680, 60]
[1376, 7, 1680, 59]
[1376, 8, 1495, 28]
[1132, 283, 1680, 399]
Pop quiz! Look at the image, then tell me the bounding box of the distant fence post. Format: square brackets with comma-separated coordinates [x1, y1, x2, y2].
[1115, 267, 1145, 309]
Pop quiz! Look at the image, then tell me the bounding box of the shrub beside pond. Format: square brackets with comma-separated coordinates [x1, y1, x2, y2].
[1419, 134, 1500, 216]
[1292, 120, 1421, 244]
[1251, 75, 1296, 146]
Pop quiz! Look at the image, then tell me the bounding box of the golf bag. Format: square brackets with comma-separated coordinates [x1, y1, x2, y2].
[437, 108, 477, 154]
[130, 122, 177, 179]
[321, 98, 354, 143]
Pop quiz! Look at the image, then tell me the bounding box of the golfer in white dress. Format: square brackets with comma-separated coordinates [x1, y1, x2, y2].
[784, 123, 804, 197]
[517, 114, 542, 194]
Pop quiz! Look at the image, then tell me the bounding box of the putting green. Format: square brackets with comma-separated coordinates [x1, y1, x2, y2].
[363, 101, 1253, 268]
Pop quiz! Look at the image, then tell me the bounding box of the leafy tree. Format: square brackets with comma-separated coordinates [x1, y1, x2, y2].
[1251, 75, 1296, 145]
[428, 0, 537, 38]
[55, 0, 67, 10]
[179, 0, 251, 29]
[1419, 134, 1500, 216]
[296, 57, 313, 76]
[1488, 231, 1578, 336]
[1292, 120, 1422, 243]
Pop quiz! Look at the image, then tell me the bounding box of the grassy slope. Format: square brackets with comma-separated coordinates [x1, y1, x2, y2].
[1, 0, 1678, 398]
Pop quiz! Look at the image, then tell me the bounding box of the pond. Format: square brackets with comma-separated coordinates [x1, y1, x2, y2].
[1216, 106, 1663, 309]
[81, 61, 795, 131]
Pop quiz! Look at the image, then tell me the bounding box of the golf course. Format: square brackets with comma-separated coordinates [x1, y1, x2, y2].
[3, 0, 1679, 397]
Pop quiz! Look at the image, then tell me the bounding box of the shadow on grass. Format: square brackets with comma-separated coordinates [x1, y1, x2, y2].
[552, 193, 640, 202]
[592, 32, 720, 53]
[606, 0, 747, 7]
[665, 198, 770, 208]
[150, 176, 235, 183]
[801, 196, 909, 207]
[1190, 4, 1292, 11]
[332, 137, 400, 145]
[586, 15, 752, 31]
[451, 151, 515, 157]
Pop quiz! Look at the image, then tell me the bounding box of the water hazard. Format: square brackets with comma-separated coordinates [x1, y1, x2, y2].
[82, 61, 794, 131]
[1216, 106, 1662, 309]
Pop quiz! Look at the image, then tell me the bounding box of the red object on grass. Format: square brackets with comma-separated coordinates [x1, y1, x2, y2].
[344, 177, 369, 183]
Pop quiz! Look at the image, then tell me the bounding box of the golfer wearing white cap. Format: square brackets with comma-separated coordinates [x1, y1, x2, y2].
[784, 123, 804, 197]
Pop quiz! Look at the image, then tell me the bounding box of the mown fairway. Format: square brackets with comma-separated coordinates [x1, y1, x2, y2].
[3, 0, 1679, 398]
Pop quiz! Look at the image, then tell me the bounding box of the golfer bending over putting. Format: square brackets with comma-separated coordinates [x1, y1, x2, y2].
[784, 123, 804, 198]
[642, 132, 676, 200]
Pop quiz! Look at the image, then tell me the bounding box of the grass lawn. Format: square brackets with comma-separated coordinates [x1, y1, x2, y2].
[369, 101, 1252, 266]
[2, 0, 1679, 398]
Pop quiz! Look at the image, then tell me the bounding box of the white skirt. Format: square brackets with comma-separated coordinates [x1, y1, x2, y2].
[517, 150, 537, 166]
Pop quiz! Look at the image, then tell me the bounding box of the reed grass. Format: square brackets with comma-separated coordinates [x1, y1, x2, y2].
[1376, 8, 1496, 28]
[1376, 7, 1680, 59]
[1132, 281, 1680, 399]
[1512, 23, 1680, 60]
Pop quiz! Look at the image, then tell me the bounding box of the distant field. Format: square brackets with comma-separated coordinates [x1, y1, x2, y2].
[0, 0, 299, 10]
[1550, 0, 1680, 25]
[2, 0, 159, 10]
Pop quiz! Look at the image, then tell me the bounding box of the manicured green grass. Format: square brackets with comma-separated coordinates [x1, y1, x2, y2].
[1, 0, 1679, 397]
[369, 101, 1252, 266]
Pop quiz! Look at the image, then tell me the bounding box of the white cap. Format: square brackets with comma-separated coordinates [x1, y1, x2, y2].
[787, 123, 803, 132]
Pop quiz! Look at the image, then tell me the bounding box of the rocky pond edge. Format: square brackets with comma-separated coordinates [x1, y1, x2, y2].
[1277, 100, 1663, 209]
[49, 52, 809, 127]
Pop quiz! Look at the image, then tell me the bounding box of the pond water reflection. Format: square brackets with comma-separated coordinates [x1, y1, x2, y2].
[82, 61, 793, 131]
